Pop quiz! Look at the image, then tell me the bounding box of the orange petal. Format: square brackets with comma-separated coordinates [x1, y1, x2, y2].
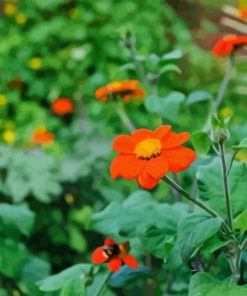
[162, 131, 190, 149]
[104, 237, 116, 246]
[136, 171, 159, 189]
[153, 125, 171, 140]
[112, 135, 136, 153]
[146, 156, 169, 179]
[131, 128, 153, 142]
[110, 155, 145, 180]
[123, 255, 139, 269]
[164, 147, 196, 173]
[92, 247, 107, 264]
[108, 258, 122, 272]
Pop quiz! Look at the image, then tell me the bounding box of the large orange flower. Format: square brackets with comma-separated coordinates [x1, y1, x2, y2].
[32, 128, 54, 145]
[51, 98, 74, 116]
[92, 237, 138, 272]
[95, 80, 145, 103]
[212, 35, 247, 57]
[110, 126, 196, 189]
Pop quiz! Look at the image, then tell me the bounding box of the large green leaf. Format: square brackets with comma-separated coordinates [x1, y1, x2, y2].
[234, 209, 247, 235]
[109, 265, 152, 288]
[176, 214, 222, 263]
[186, 90, 213, 105]
[0, 203, 35, 236]
[191, 131, 211, 155]
[189, 272, 247, 296]
[0, 239, 29, 278]
[37, 264, 92, 292]
[144, 92, 185, 122]
[60, 278, 86, 296]
[196, 157, 247, 217]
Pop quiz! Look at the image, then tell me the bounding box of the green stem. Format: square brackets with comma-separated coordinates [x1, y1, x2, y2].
[162, 176, 229, 232]
[226, 151, 238, 177]
[116, 103, 135, 132]
[219, 141, 234, 232]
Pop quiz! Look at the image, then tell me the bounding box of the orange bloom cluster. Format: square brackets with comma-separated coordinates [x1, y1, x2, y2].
[92, 238, 138, 272]
[95, 80, 145, 103]
[51, 98, 74, 116]
[212, 35, 247, 57]
[32, 128, 54, 145]
[239, 8, 247, 18]
[110, 125, 196, 189]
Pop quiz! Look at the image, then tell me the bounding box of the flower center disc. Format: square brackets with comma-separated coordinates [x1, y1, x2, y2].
[134, 138, 162, 160]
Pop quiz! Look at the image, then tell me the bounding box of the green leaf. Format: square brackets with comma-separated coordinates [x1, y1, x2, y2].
[159, 64, 181, 75]
[189, 272, 247, 296]
[0, 290, 7, 296]
[177, 214, 222, 263]
[60, 278, 86, 296]
[109, 265, 152, 288]
[37, 264, 92, 292]
[86, 270, 111, 296]
[0, 239, 28, 278]
[233, 138, 247, 150]
[0, 203, 35, 236]
[187, 90, 213, 105]
[197, 157, 247, 217]
[201, 235, 230, 261]
[191, 131, 211, 155]
[145, 92, 185, 122]
[162, 49, 183, 60]
[235, 209, 247, 235]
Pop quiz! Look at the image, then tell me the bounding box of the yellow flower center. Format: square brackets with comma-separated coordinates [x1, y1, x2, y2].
[134, 138, 162, 160]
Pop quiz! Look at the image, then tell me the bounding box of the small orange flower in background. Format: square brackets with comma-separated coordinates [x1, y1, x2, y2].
[95, 80, 145, 103]
[92, 237, 138, 272]
[110, 125, 196, 189]
[51, 98, 74, 116]
[32, 128, 54, 146]
[239, 0, 247, 18]
[212, 35, 247, 57]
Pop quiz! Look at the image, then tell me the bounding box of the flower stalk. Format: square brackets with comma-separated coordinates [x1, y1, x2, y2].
[115, 103, 135, 132]
[218, 140, 234, 232]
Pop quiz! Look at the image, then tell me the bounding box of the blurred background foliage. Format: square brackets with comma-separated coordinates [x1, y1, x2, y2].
[0, 0, 247, 295]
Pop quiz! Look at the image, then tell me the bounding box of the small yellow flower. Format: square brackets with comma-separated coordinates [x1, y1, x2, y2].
[3, 130, 15, 144]
[0, 95, 7, 106]
[15, 13, 27, 25]
[219, 107, 234, 118]
[4, 3, 16, 16]
[64, 194, 74, 205]
[28, 58, 42, 70]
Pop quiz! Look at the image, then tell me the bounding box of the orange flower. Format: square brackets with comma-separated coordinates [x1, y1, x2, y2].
[239, 8, 247, 18]
[110, 125, 196, 189]
[95, 80, 145, 103]
[92, 237, 138, 272]
[212, 35, 247, 57]
[32, 128, 54, 145]
[51, 98, 74, 116]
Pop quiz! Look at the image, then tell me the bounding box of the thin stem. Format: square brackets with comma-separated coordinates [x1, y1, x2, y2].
[162, 176, 229, 232]
[226, 151, 238, 177]
[240, 237, 247, 251]
[219, 141, 234, 232]
[115, 103, 135, 132]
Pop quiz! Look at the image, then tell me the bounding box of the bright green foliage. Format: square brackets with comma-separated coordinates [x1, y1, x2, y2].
[191, 131, 211, 155]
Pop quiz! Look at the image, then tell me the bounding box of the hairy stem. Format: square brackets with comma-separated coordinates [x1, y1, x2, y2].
[116, 103, 135, 132]
[219, 141, 234, 232]
[162, 176, 229, 232]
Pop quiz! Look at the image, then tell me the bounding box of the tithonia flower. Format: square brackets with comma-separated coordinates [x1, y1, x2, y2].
[110, 125, 196, 189]
[92, 237, 138, 272]
[32, 128, 54, 145]
[51, 98, 74, 116]
[95, 80, 145, 103]
[239, 8, 247, 18]
[212, 35, 247, 57]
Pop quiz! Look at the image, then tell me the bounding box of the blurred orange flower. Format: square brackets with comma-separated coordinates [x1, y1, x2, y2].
[212, 35, 247, 57]
[95, 80, 145, 103]
[51, 98, 74, 116]
[92, 237, 138, 272]
[32, 128, 54, 145]
[110, 125, 196, 189]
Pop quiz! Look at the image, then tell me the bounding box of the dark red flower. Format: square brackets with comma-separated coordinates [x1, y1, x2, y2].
[92, 238, 138, 272]
[51, 98, 74, 116]
[212, 35, 247, 57]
